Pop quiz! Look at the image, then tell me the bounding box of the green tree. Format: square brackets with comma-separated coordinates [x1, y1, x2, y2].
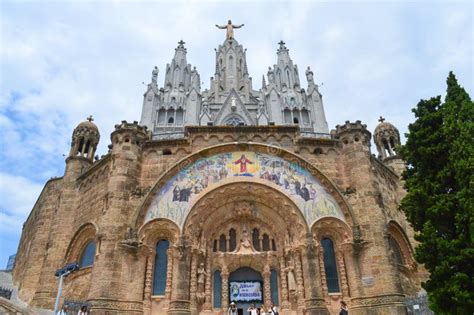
[399, 72, 474, 314]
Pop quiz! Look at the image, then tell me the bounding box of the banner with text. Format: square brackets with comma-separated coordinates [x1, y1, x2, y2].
[229, 281, 262, 302]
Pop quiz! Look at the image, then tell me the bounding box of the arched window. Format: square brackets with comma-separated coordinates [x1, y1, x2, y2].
[229, 229, 237, 252]
[84, 140, 91, 155]
[225, 117, 244, 126]
[283, 109, 291, 124]
[157, 108, 166, 124]
[388, 235, 404, 265]
[153, 239, 169, 295]
[270, 269, 279, 305]
[252, 228, 260, 251]
[293, 117, 299, 124]
[228, 55, 234, 75]
[213, 240, 218, 252]
[79, 241, 96, 268]
[219, 234, 227, 252]
[271, 239, 277, 251]
[262, 234, 270, 251]
[302, 109, 310, 125]
[213, 270, 222, 308]
[321, 238, 340, 293]
[176, 108, 184, 124]
[77, 138, 84, 155]
[168, 116, 174, 124]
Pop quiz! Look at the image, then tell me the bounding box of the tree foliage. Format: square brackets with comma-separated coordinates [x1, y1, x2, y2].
[399, 72, 474, 314]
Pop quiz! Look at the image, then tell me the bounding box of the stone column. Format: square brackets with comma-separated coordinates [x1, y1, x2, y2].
[300, 235, 328, 315]
[164, 247, 174, 309]
[340, 242, 363, 298]
[202, 255, 212, 311]
[168, 237, 192, 315]
[318, 247, 328, 296]
[293, 250, 305, 307]
[279, 257, 290, 310]
[143, 248, 155, 315]
[336, 251, 350, 298]
[263, 264, 272, 307]
[189, 252, 198, 315]
[221, 265, 229, 310]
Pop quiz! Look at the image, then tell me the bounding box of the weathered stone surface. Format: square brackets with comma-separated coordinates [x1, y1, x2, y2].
[13, 36, 427, 315]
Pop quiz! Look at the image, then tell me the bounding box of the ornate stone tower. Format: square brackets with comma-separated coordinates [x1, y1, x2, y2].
[261, 41, 329, 133]
[65, 116, 100, 179]
[140, 41, 201, 139]
[374, 117, 405, 176]
[201, 35, 258, 126]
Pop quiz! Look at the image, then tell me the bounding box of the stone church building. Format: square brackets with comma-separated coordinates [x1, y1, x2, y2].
[12, 25, 426, 315]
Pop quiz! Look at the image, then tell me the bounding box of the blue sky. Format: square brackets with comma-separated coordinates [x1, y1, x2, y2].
[0, 0, 472, 267]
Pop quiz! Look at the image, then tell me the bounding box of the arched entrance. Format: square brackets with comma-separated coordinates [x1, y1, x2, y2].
[228, 267, 263, 313]
[135, 144, 353, 315]
[177, 181, 316, 314]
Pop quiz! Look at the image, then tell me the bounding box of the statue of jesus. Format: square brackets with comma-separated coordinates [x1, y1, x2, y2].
[215, 20, 244, 40]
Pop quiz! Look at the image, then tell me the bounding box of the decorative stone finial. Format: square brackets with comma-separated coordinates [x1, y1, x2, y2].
[378, 116, 385, 123]
[277, 40, 289, 53]
[87, 115, 94, 122]
[177, 40, 185, 47]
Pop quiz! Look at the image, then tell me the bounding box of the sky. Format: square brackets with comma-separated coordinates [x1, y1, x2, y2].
[0, 0, 472, 267]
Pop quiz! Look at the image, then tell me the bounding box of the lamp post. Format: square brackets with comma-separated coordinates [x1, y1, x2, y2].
[53, 262, 80, 314]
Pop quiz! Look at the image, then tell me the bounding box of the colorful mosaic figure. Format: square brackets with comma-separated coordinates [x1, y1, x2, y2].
[233, 154, 253, 174]
[145, 152, 345, 227]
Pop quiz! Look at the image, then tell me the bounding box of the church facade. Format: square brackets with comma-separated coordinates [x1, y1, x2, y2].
[12, 27, 426, 315]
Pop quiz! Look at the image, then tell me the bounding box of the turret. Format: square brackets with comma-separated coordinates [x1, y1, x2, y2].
[110, 120, 149, 156]
[374, 116, 405, 176]
[334, 120, 372, 153]
[65, 116, 100, 179]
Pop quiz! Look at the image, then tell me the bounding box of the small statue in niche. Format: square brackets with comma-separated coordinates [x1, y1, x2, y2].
[152, 66, 159, 84]
[267, 67, 275, 84]
[239, 225, 254, 253]
[287, 265, 297, 292]
[191, 66, 200, 90]
[305, 66, 314, 85]
[197, 263, 206, 293]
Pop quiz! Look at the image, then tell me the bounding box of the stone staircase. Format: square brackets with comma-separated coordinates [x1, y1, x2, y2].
[0, 271, 53, 315]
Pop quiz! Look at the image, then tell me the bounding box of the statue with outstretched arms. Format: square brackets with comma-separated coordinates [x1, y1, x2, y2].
[216, 20, 244, 40]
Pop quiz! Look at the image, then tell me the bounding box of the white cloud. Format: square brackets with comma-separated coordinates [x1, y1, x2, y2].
[0, 173, 43, 217]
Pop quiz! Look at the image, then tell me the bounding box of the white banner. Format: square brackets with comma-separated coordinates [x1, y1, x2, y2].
[229, 281, 262, 302]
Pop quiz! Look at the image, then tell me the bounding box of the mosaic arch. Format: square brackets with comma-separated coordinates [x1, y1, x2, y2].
[145, 151, 345, 228]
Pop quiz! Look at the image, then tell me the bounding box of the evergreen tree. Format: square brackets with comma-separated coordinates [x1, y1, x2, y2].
[399, 72, 474, 314]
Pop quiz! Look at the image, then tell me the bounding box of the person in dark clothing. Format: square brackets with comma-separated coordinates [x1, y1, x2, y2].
[339, 301, 348, 315]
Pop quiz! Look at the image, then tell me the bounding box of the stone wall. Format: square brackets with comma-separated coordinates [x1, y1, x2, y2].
[13, 124, 423, 315]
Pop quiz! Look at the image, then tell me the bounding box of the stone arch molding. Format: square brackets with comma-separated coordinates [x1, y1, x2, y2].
[64, 222, 98, 263]
[134, 143, 355, 231]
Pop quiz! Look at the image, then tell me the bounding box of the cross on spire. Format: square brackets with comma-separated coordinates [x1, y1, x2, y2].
[177, 40, 185, 47]
[87, 115, 94, 122]
[278, 40, 286, 47]
[378, 116, 385, 123]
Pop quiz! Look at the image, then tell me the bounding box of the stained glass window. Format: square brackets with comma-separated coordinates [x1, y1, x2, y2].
[270, 269, 279, 305]
[213, 270, 222, 308]
[152, 239, 169, 295]
[80, 241, 96, 268]
[321, 238, 340, 293]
